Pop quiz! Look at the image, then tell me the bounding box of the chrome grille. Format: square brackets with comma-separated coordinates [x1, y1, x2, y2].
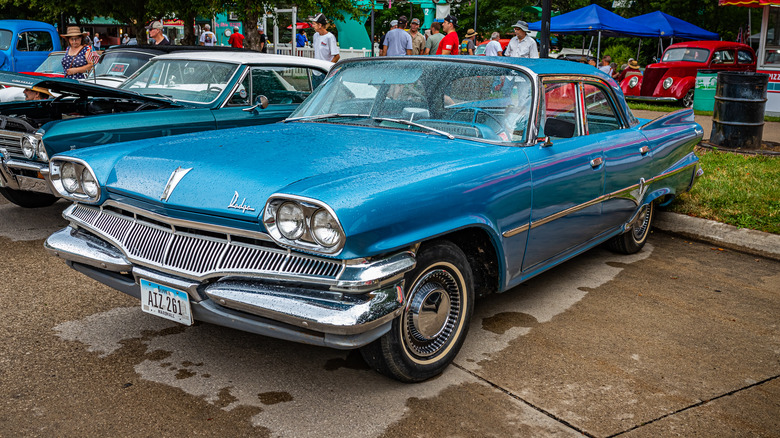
[67, 204, 344, 281]
[0, 131, 24, 158]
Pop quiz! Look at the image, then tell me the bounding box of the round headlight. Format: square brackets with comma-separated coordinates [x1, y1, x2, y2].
[628, 76, 639, 88]
[36, 139, 48, 162]
[61, 162, 80, 193]
[663, 77, 673, 90]
[310, 208, 342, 248]
[81, 167, 98, 198]
[277, 202, 305, 240]
[21, 136, 36, 159]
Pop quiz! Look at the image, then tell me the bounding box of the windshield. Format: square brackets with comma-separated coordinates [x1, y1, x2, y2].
[35, 52, 65, 73]
[0, 30, 11, 50]
[662, 48, 709, 63]
[88, 51, 153, 80]
[119, 59, 239, 104]
[291, 59, 533, 142]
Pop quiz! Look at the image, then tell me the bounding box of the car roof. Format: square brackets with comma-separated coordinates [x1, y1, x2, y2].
[0, 20, 57, 31]
[667, 41, 752, 51]
[150, 51, 333, 69]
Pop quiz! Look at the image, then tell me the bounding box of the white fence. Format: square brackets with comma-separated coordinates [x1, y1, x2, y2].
[267, 43, 373, 59]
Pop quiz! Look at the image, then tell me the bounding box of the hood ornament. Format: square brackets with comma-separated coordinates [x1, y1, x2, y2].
[228, 191, 256, 213]
[161, 166, 193, 202]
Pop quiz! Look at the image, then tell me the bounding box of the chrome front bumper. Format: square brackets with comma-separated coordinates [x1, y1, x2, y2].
[45, 226, 416, 349]
[0, 148, 52, 193]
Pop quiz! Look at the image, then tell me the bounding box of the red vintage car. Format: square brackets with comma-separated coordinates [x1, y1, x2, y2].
[622, 41, 756, 107]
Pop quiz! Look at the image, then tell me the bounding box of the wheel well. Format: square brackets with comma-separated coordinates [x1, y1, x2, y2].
[422, 228, 500, 298]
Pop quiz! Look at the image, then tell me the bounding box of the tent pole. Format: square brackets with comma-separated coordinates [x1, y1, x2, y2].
[597, 31, 601, 61]
[637, 39, 641, 61]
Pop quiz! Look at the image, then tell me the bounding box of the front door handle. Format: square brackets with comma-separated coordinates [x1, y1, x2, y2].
[639, 145, 650, 155]
[590, 157, 603, 168]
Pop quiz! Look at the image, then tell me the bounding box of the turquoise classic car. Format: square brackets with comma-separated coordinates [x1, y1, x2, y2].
[44, 57, 703, 382]
[0, 51, 332, 207]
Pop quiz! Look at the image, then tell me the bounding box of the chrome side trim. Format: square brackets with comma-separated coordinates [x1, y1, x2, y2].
[505, 161, 699, 234]
[626, 96, 678, 103]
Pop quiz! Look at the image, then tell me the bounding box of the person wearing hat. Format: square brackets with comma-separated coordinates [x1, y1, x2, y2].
[460, 28, 477, 55]
[311, 13, 339, 62]
[23, 87, 52, 101]
[435, 15, 459, 55]
[409, 18, 425, 55]
[383, 16, 413, 56]
[147, 21, 170, 45]
[424, 22, 444, 55]
[616, 58, 641, 82]
[60, 26, 94, 79]
[504, 20, 538, 58]
[379, 20, 397, 56]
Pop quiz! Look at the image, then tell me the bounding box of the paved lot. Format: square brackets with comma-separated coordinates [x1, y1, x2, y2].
[0, 196, 778, 437]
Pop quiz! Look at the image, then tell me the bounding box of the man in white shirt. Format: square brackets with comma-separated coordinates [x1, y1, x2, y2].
[504, 20, 538, 58]
[311, 13, 340, 62]
[485, 32, 503, 57]
[383, 16, 412, 56]
[200, 24, 216, 46]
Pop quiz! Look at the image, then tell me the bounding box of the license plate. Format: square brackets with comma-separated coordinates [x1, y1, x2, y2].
[140, 278, 192, 325]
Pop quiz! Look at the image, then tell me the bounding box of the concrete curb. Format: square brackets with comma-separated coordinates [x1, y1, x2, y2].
[654, 211, 780, 261]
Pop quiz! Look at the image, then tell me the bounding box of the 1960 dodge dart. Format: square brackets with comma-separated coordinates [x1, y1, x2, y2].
[44, 57, 703, 382]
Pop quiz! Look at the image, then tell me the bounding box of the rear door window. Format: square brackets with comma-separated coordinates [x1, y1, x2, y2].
[738, 49, 754, 64]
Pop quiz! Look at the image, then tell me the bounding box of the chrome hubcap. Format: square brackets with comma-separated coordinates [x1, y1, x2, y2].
[632, 204, 650, 240]
[404, 269, 461, 358]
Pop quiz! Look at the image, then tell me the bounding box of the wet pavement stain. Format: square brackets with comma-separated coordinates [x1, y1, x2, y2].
[258, 391, 294, 405]
[324, 349, 371, 371]
[175, 368, 196, 379]
[482, 312, 539, 334]
[214, 387, 239, 408]
[145, 349, 172, 361]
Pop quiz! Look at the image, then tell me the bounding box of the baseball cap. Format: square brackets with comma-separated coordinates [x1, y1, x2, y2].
[444, 15, 458, 27]
[311, 13, 327, 25]
[390, 19, 398, 27]
[512, 20, 529, 32]
[411, 18, 420, 25]
[145, 21, 164, 30]
[398, 15, 408, 24]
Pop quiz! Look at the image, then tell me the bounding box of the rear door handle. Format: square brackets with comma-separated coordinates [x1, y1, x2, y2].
[590, 157, 603, 168]
[640, 146, 650, 155]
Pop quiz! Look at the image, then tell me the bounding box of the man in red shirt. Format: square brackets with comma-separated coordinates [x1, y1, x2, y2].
[436, 15, 459, 55]
[228, 26, 244, 48]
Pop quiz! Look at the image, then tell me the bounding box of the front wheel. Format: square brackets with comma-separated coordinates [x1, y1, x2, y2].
[682, 89, 694, 108]
[606, 201, 655, 254]
[0, 187, 58, 208]
[360, 240, 474, 382]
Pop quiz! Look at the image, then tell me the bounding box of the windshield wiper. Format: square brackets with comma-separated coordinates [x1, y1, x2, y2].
[284, 113, 371, 123]
[372, 117, 455, 140]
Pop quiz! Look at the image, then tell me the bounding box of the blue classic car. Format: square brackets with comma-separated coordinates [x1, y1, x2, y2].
[44, 57, 703, 382]
[0, 51, 332, 207]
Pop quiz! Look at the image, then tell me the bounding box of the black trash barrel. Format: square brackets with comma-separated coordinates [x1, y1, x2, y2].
[710, 71, 769, 149]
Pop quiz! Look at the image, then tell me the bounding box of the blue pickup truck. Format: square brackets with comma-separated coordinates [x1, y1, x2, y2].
[0, 20, 61, 72]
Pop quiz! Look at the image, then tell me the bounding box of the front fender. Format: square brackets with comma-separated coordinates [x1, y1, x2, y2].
[621, 76, 642, 96]
[671, 76, 695, 100]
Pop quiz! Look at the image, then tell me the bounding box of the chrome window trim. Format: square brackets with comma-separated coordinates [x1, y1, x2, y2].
[501, 161, 699, 238]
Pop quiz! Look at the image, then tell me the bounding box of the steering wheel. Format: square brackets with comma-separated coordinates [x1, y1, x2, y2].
[450, 107, 508, 140]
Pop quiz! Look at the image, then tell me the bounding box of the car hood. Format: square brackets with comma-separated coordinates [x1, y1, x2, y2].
[67, 121, 510, 228]
[0, 71, 174, 104]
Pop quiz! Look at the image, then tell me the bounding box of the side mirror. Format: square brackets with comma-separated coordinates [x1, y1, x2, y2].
[243, 95, 269, 112]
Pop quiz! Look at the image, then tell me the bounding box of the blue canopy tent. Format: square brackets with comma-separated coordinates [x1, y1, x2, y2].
[529, 4, 659, 60]
[628, 11, 719, 59]
[628, 11, 718, 40]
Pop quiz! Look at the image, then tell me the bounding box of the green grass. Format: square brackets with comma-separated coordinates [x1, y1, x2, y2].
[667, 148, 780, 234]
[627, 102, 780, 122]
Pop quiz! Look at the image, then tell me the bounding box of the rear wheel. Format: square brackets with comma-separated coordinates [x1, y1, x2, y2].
[360, 240, 474, 382]
[0, 187, 58, 208]
[606, 201, 655, 254]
